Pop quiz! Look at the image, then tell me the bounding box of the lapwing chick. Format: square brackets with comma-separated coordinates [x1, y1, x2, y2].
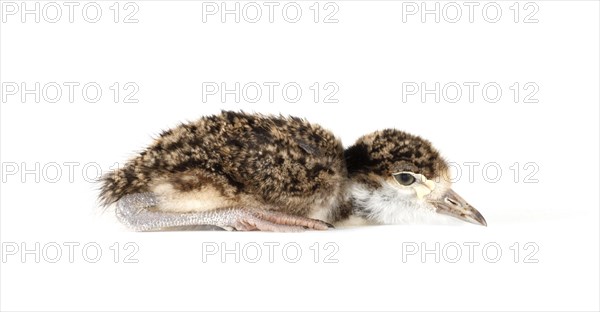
[99, 111, 486, 232]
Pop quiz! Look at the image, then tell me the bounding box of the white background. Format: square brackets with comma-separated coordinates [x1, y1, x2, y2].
[1, 1, 599, 311]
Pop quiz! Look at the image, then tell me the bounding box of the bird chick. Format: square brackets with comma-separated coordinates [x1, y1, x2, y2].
[99, 111, 486, 231]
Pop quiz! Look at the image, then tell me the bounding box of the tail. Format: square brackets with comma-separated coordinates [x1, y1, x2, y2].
[98, 165, 146, 207]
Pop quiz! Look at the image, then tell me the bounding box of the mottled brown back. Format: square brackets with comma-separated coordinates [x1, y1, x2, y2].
[99, 111, 347, 215]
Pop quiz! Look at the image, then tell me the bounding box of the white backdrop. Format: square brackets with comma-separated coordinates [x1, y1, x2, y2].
[1, 1, 599, 311]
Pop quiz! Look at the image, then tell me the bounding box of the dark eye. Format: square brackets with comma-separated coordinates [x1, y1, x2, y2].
[393, 173, 416, 186]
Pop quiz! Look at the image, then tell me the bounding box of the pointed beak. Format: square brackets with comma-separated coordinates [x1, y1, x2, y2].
[429, 189, 487, 226]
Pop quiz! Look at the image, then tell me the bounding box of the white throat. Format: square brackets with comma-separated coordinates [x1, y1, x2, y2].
[348, 180, 453, 225]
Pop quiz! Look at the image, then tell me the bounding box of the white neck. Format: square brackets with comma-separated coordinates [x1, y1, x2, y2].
[345, 181, 454, 225]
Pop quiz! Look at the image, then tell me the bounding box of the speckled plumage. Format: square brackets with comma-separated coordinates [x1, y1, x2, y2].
[100, 111, 349, 221]
[344, 129, 448, 189]
[100, 111, 483, 230]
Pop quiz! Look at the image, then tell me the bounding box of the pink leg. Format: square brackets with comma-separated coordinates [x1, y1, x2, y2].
[115, 193, 333, 232]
